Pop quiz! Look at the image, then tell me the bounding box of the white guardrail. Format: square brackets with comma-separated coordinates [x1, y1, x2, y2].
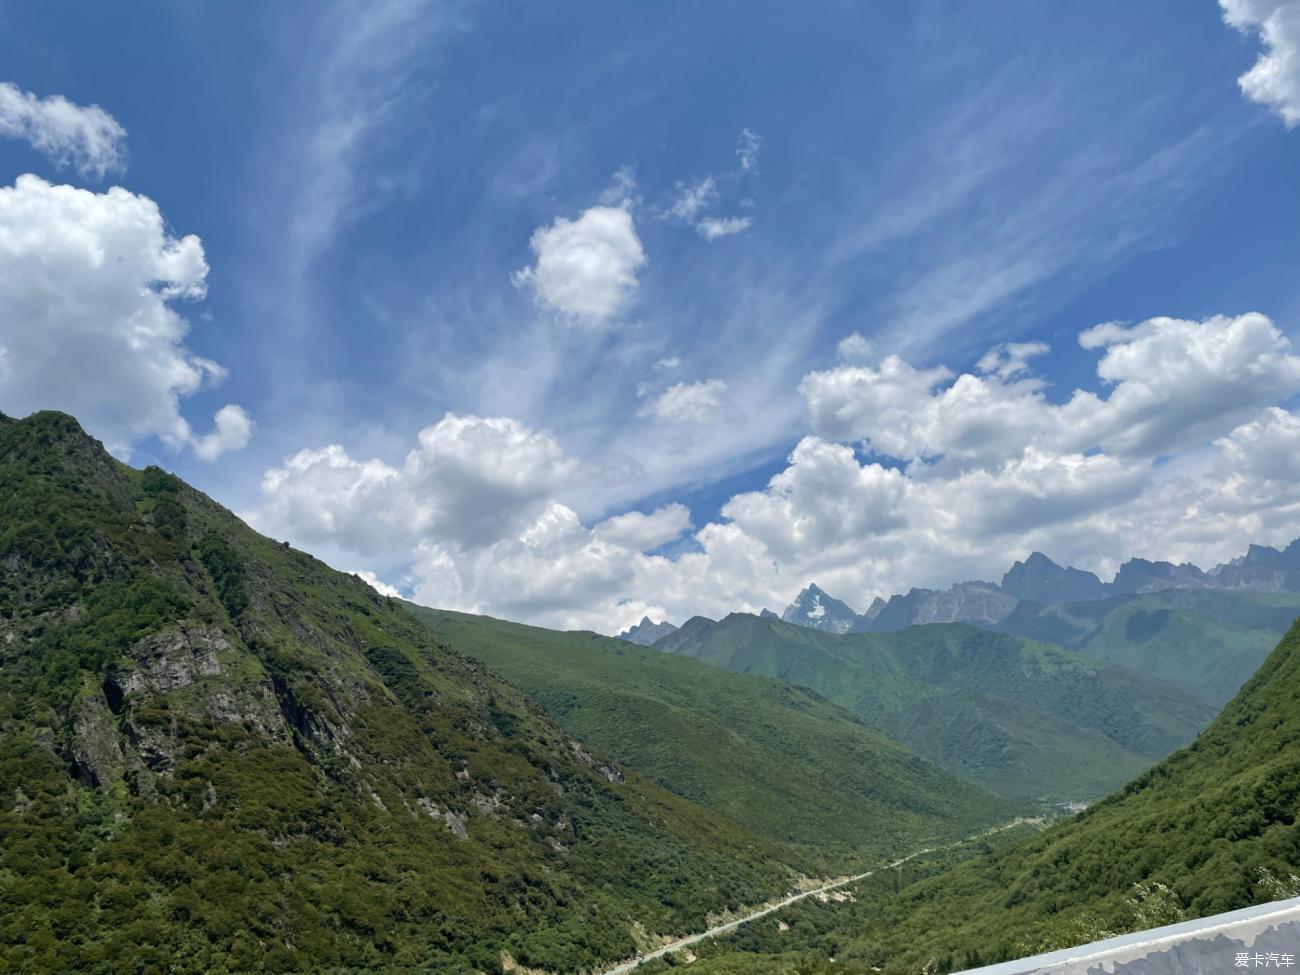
[958, 897, 1300, 975]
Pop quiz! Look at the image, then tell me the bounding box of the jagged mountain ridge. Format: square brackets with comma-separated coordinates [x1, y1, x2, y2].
[780, 583, 859, 633]
[0, 411, 807, 974]
[769, 541, 1300, 637]
[614, 615, 678, 645]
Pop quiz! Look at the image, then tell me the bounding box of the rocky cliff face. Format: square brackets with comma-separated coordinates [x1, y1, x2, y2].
[859, 582, 1019, 632]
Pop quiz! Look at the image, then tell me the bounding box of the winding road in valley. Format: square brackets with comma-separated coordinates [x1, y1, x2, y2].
[594, 818, 1042, 975]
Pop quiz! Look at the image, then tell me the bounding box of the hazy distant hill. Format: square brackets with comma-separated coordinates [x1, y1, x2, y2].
[655, 613, 1215, 803]
[406, 606, 1013, 864]
[994, 587, 1300, 705]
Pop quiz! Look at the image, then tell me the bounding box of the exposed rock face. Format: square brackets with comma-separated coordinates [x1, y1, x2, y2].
[119, 624, 227, 695]
[1001, 552, 1107, 604]
[780, 584, 858, 634]
[616, 616, 678, 646]
[1110, 558, 1211, 595]
[860, 596, 887, 622]
[1207, 541, 1300, 591]
[69, 678, 126, 790]
[858, 582, 1018, 632]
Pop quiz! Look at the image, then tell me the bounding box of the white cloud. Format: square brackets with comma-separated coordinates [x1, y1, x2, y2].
[0, 175, 249, 460]
[695, 215, 753, 240]
[254, 311, 1300, 634]
[594, 503, 692, 551]
[253, 413, 580, 556]
[664, 177, 717, 220]
[513, 204, 647, 324]
[653, 356, 683, 371]
[802, 314, 1300, 469]
[736, 127, 762, 172]
[0, 82, 126, 178]
[836, 332, 875, 363]
[641, 379, 729, 423]
[1221, 0, 1300, 126]
[976, 340, 1049, 380]
[192, 404, 254, 461]
[350, 569, 404, 598]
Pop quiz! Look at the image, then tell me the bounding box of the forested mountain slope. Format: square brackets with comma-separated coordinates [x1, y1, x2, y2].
[657, 613, 1215, 802]
[675, 618, 1300, 975]
[0, 411, 805, 975]
[406, 607, 1013, 866]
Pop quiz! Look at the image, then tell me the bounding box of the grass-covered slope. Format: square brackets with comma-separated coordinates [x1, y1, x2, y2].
[658, 613, 1215, 803]
[680, 617, 1300, 975]
[0, 412, 807, 975]
[996, 588, 1300, 706]
[405, 607, 1014, 866]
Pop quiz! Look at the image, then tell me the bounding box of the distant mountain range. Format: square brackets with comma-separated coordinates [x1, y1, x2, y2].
[778, 542, 1300, 636]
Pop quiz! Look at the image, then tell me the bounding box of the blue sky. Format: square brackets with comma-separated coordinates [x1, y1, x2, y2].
[1, 1, 1299, 630]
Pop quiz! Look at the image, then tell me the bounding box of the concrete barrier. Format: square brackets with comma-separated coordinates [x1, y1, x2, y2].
[958, 897, 1300, 975]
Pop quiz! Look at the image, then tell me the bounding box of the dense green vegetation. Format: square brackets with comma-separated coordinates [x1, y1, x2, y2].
[657, 619, 1300, 974]
[405, 607, 1014, 867]
[659, 614, 1215, 802]
[995, 588, 1300, 705]
[0, 411, 818, 975]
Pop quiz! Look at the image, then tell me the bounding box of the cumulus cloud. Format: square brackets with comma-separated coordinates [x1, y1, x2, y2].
[192, 405, 254, 462]
[0, 82, 126, 178]
[350, 569, 404, 598]
[254, 311, 1300, 634]
[641, 379, 729, 423]
[1221, 0, 1300, 126]
[802, 314, 1300, 469]
[836, 331, 875, 363]
[252, 413, 580, 556]
[0, 175, 249, 460]
[695, 215, 753, 240]
[513, 204, 646, 324]
[594, 503, 692, 551]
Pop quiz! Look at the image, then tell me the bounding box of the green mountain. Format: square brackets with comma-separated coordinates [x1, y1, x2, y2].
[656, 613, 1216, 803]
[0, 411, 816, 975]
[405, 606, 1014, 866]
[675, 618, 1300, 975]
[995, 588, 1300, 706]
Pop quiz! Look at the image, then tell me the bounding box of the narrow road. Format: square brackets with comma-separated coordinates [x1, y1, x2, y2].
[593, 819, 1040, 975]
